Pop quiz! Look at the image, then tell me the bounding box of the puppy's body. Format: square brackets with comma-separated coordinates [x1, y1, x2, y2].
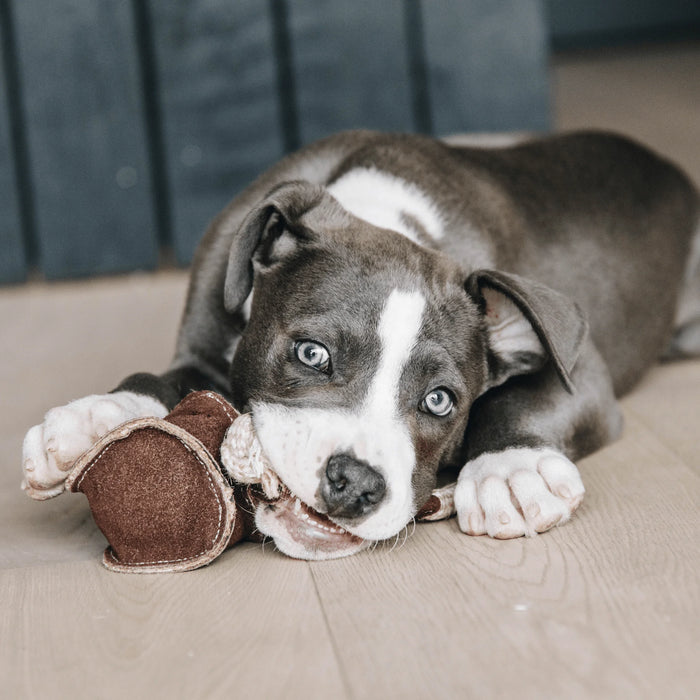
[23, 131, 700, 559]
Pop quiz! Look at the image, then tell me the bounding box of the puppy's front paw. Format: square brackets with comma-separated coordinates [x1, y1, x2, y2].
[21, 392, 167, 500]
[454, 447, 584, 539]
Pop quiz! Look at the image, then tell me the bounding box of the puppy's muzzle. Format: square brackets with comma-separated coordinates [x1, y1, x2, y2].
[321, 453, 386, 519]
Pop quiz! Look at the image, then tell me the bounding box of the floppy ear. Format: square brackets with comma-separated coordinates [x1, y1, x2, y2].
[466, 270, 588, 393]
[224, 180, 349, 313]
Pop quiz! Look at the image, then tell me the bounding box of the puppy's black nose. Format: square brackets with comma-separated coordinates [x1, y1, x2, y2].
[321, 453, 386, 519]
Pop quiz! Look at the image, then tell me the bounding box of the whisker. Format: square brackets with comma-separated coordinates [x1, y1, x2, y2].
[259, 533, 272, 553]
[398, 525, 409, 551]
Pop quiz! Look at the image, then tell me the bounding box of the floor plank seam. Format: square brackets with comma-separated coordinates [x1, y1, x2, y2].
[308, 563, 355, 700]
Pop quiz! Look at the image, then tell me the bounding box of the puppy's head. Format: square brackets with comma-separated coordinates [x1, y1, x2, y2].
[225, 181, 586, 559]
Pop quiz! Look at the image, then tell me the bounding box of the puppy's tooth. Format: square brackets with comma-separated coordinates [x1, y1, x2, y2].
[294, 498, 302, 514]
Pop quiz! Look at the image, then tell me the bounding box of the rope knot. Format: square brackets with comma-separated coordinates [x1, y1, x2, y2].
[220, 413, 282, 499]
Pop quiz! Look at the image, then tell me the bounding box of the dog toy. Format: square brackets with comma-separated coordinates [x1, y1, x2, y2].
[60, 391, 456, 573]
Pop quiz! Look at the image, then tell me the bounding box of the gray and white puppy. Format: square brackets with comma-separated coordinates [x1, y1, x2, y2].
[22, 130, 700, 560]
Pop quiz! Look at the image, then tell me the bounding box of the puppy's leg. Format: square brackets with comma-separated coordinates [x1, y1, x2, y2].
[455, 341, 622, 538]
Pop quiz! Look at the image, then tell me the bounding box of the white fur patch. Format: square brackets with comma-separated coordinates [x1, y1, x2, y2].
[366, 289, 426, 416]
[455, 447, 585, 539]
[21, 392, 167, 500]
[327, 168, 444, 244]
[251, 289, 426, 543]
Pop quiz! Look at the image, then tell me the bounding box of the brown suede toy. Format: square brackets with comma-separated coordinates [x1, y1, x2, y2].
[63, 391, 456, 573]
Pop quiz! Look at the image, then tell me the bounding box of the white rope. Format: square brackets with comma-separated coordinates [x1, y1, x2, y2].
[219, 413, 282, 499]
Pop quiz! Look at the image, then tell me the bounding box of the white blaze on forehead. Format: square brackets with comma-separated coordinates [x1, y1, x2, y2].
[327, 167, 444, 244]
[365, 289, 426, 416]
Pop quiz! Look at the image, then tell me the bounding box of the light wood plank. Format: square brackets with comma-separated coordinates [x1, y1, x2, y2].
[309, 409, 700, 698]
[621, 359, 700, 474]
[0, 549, 347, 700]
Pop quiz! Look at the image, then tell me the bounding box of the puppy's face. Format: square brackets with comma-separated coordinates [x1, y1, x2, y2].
[231, 232, 486, 557]
[226, 182, 584, 559]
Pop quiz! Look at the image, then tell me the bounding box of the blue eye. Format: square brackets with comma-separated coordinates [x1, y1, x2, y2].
[421, 388, 454, 417]
[295, 340, 331, 373]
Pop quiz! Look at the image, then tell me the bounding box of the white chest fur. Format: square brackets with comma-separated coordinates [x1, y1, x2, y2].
[327, 167, 444, 244]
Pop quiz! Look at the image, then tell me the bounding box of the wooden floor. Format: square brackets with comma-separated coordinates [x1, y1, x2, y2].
[1, 42, 699, 699]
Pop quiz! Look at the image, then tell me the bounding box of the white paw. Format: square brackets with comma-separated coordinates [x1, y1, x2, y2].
[454, 447, 585, 539]
[21, 392, 167, 500]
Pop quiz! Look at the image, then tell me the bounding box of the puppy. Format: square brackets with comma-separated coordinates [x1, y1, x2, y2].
[22, 130, 700, 560]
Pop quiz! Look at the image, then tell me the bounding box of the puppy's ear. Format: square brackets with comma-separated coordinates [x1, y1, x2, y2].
[466, 270, 588, 393]
[224, 181, 349, 313]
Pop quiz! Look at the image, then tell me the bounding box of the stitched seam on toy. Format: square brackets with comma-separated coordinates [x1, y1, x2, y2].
[201, 391, 236, 422]
[76, 433, 227, 567]
[74, 443, 115, 490]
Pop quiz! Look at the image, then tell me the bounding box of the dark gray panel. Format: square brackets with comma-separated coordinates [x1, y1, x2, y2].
[0, 4, 26, 284]
[422, 0, 551, 135]
[150, 0, 284, 265]
[287, 0, 415, 144]
[547, 0, 700, 48]
[13, 0, 157, 279]
[0, 104, 25, 284]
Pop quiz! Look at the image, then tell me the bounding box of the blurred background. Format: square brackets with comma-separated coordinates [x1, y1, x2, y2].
[0, 0, 698, 286]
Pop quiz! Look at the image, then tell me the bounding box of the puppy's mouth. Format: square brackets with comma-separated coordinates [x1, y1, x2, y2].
[221, 411, 372, 559]
[252, 486, 369, 560]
